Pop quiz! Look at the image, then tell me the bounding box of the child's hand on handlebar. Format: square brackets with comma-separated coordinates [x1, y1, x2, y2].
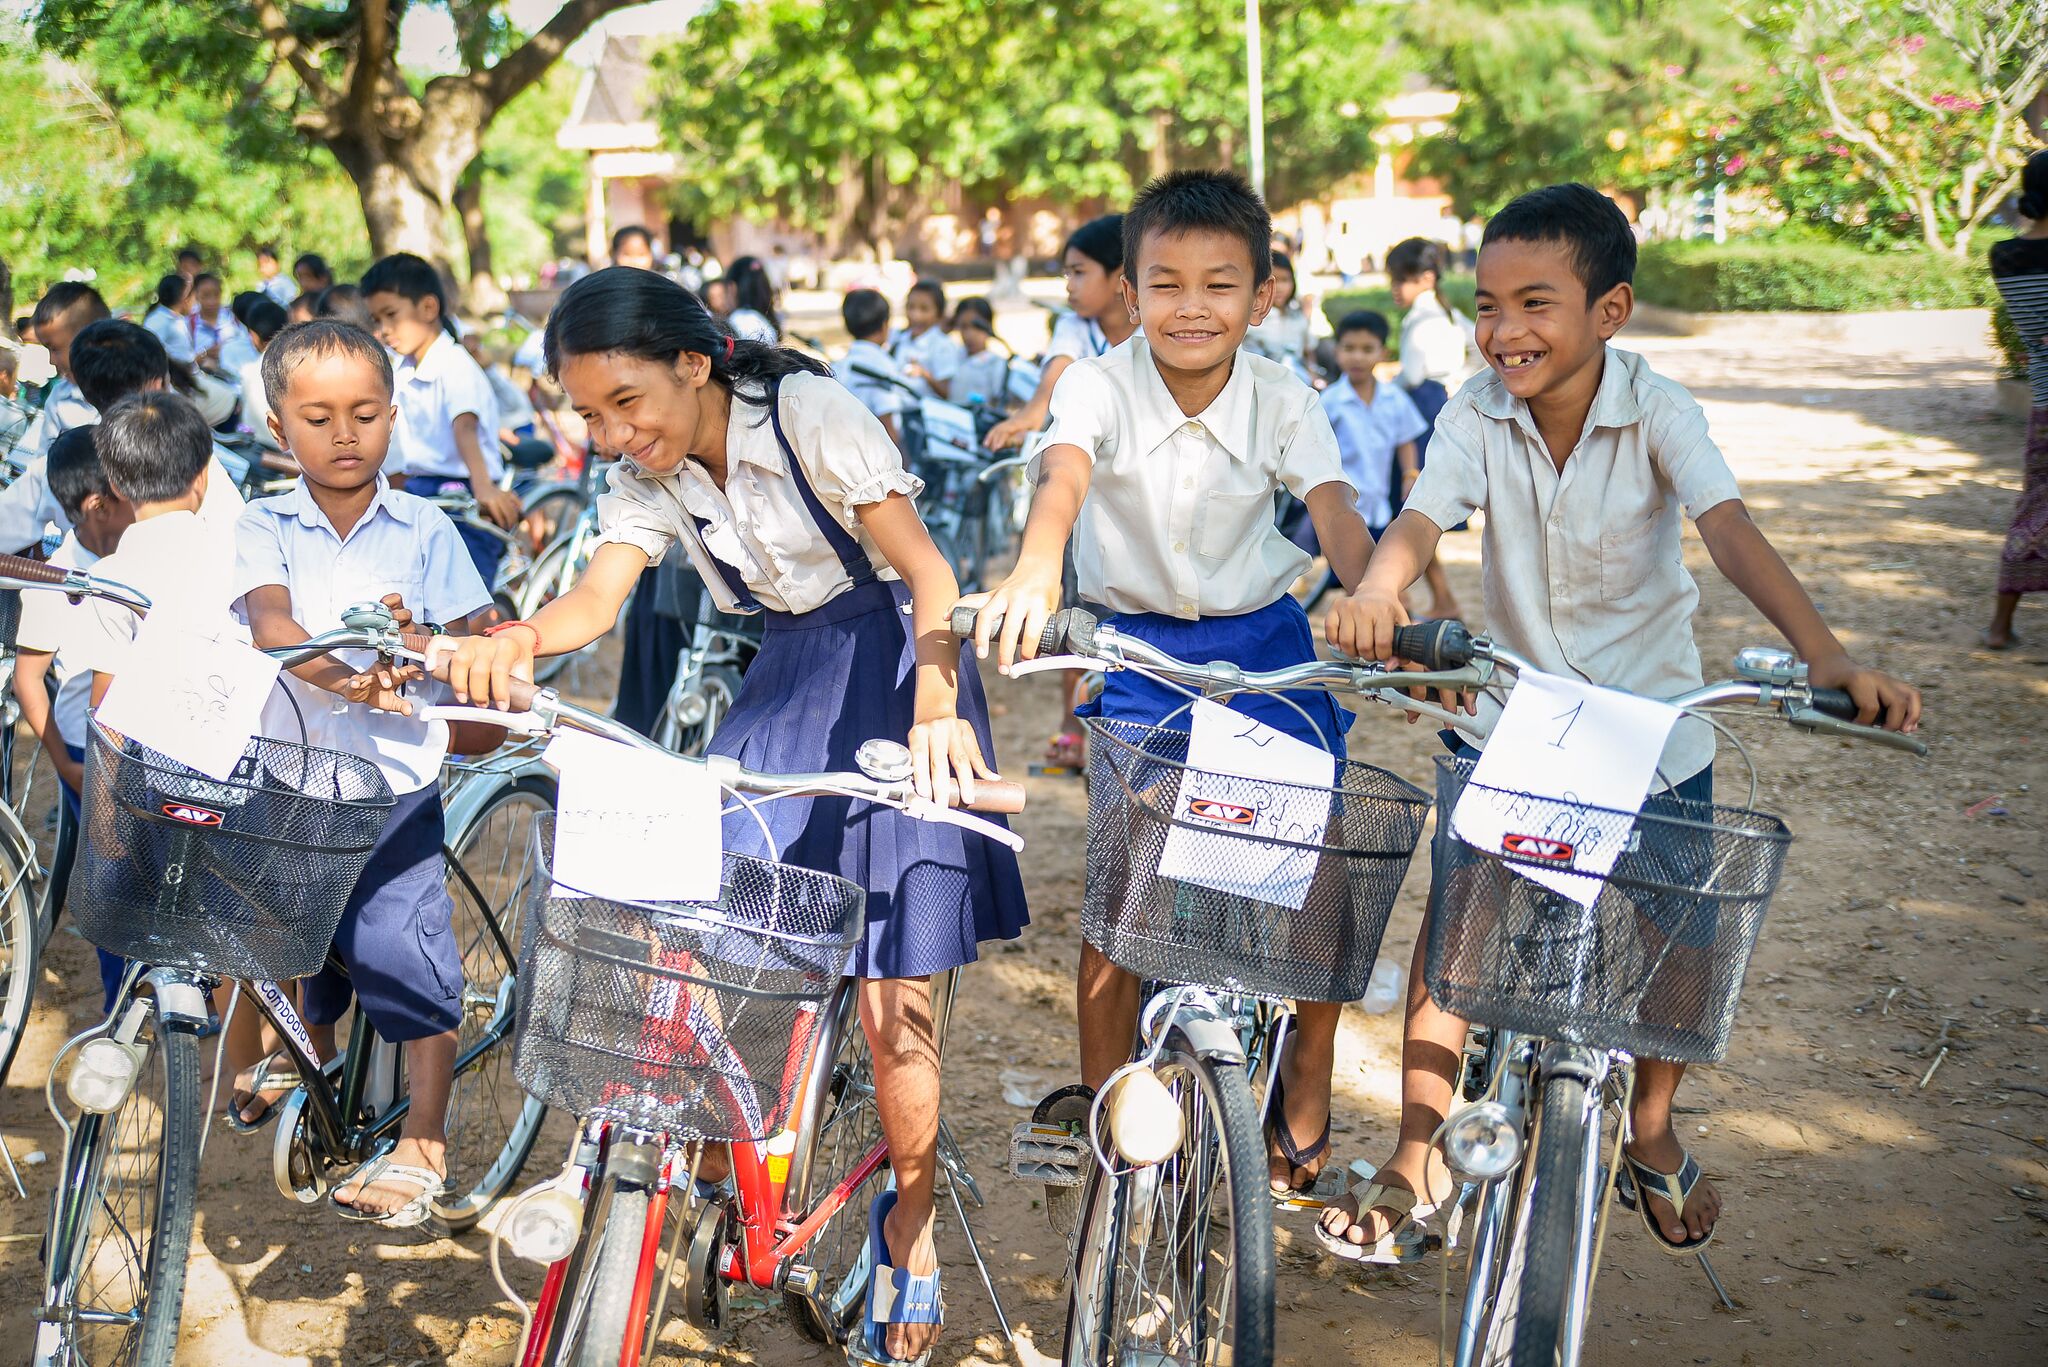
[341, 660, 425, 714]
[960, 563, 1062, 668]
[430, 631, 535, 710]
[477, 486, 524, 529]
[1808, 654, 1922, 733]
[1324, 586, 1405, 662]
[909, 712, 997, 808]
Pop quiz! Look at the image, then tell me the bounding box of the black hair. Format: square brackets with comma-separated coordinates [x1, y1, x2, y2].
[951, 296, 995, 332]
[229, 290, 265, 327]
[313, 284, 374, 332]
[0, 349, 16, 376]
[47, 424, 112, 521]
[154, 274, 190, 310]
[192, 272, 221, 294]
[725, 256, 779, 326]
[361, 252, 458, 337]
[244, 298, 290, 346]
[1123, 169, 1272, 287]
[611, 224, 655, 259]
[907, 276, 947, 318]
[94, 391, 211, 504]
[70, 319, 169, 411]
[1272, 249, 1295, 278]
[1334, 309, 1391, 345]
[1064, 214, 1125, 273]
[2021, 148, 2048, 221]
[175, 247, 203, 267]
[1386, 237, 1454, 315]
[293, 252, 333, 285]
[31, 282, 109, 333]
[256, 243, 279, 261]
[260, 319, 394, 409]
[545, 266, 829, 413]
[841, 288, 891, 341]
[1481, 183, 1636, 301]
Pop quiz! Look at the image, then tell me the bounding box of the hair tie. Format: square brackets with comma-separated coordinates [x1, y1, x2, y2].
[724, 335, 735, 362]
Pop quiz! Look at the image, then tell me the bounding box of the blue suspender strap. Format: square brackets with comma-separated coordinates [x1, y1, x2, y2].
[686, 516, 762, 611]
[766, 376, 880, 589]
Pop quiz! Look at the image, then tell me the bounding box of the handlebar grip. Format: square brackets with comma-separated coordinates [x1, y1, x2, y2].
[1392, 619, 1474, 670]
[402, 630, 543, 714]
[1807, 686, 1861, 722]
[947, 604, 1077, 660]
[966, 779, 1026, 815]
[0, 553, 65, 586]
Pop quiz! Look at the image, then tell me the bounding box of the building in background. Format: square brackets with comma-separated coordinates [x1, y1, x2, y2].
[1275, 81, 1465, 279]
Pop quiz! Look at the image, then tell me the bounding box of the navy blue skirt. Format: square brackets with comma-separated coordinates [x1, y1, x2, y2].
[1077, 594, 1353, 755]
[708, 579, 1029, 979]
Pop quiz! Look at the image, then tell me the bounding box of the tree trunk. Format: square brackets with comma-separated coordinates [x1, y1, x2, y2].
[356, 158, 457, 268]
[456, 159, 509, 313]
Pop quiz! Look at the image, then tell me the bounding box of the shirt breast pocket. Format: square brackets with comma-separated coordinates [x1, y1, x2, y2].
[1196, 488, 1273, 560]
[1598, 514, 1665, 601]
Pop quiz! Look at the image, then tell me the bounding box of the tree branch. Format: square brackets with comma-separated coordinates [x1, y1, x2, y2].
[350, 0, 400, 121]
[254, 0, 341, 112]
[475, 0, 639, 116]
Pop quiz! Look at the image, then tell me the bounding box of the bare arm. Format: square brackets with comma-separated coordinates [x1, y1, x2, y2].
[1324, 509, 1444, 660]
[15, 648, 82, 792]
[454, 412, 521, 527]
[982, 355, 1075, 451]
[438, 538, 648, 708]
[958, 442, 1092, 665]
[1303, 480, 1375, 595]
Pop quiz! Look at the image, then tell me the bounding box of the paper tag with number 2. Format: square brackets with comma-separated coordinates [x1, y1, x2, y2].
[96, 616, 282, 781]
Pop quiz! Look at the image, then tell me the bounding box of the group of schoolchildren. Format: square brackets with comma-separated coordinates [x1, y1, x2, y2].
[12, 170, 1925, 1362]
[836, 277, 1021, 443]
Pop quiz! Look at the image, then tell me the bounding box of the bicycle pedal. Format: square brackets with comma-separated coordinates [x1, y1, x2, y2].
[1010, 1120, 1086, 1187]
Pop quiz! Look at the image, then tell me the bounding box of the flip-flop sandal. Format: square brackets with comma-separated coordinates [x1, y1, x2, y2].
[850, 1189, 943, 1367]
[331, 1151, 448, 1230]
[1039, 732, 1086, 772]
[1616, 1149, 1714, 1254]
[1264, 1069, 1331, 1198]
[224, 1052, 301, 1135]
[1314, 1179, 1439, 1263]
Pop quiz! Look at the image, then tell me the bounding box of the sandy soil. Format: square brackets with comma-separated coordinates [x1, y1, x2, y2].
[3, 318, 2044, 1366]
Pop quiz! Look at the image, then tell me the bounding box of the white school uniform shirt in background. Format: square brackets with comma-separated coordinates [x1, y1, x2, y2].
[393, 330, 501, 481]
[239, 357, 279, 449]
[951, 349, 1009, 407]
[15, 532, 101, 753]
[887, 326, 965, 400]
[142, 306, 197, 365]
[1321, 377, 1429, 527]
[234, 476, 491, 794]
[485, 366, 535, 433]
[1397, 292, 1476, 390]
[17, 377, 96, 461]
[835, 340, 909, 424]
[219, 327, 260, 376]
[0, 445, 247, 554]
[1402, 345, 1745, 784]
[1043, 311, 1110, 362]
[726, 309, 779, 344]
[261, 274, 296, 307]
[594, 370, 922, 615]
[1040, 335, 1350, 620]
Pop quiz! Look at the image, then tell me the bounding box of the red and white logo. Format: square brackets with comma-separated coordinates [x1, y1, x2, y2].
[1185, 797, 1257, 826]
[1503, 833, 1573, 863]
[161, 802, 224, 827]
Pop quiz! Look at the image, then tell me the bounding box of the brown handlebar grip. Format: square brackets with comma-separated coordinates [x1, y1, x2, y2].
[0, 553, 66, 586]
[966, 778, 1026, 815]
[402, 630, 543, 713]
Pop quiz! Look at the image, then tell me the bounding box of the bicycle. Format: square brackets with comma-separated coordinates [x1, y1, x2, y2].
[649, 566, 760, 757]
[422, 657, 1027, 1367]
[5, 568, 544, 1367]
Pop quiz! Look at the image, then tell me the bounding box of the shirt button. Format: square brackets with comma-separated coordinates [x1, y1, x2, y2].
[1173, 541, 1187, 553]
[1183, 478, 1194, 490]
[1183, 422, 1201, 436]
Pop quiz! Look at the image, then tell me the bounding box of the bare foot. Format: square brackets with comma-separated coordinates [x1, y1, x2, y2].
[334, 1135, 446, 1220]
[1981, 627, 2020, 651]
[1317, 1149, 1452, 1250]
[1625, 1123, 1720, 1246]
[881, 1195, 942, 1360]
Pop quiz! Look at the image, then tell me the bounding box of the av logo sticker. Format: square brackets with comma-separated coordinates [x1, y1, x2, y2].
[161, 802, 225, 827]
[1184, 796, 1257, 827]
[1502, 833, 1574, 864]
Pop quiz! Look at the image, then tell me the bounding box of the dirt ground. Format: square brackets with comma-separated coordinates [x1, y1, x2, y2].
[3, 317, 2044, 1366]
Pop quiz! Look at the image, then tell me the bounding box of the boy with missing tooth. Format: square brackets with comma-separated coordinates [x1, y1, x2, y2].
[968, 169, 1375, 1199]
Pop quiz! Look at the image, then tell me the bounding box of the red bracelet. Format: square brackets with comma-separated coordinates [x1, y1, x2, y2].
[485, 619, 543, 652]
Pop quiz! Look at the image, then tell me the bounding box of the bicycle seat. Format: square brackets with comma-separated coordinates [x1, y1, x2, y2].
[503, 439, 556, 472]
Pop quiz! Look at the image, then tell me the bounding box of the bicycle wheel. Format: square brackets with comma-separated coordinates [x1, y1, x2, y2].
[1063, 1044, 1273, 1367]
[521, 485, 589, 558]
[573, 1185, 649, 1367]
[434, 774, 553, 1230]
[654, 663, 742, 758]
[0, 841, 38, 1085]
[1509, 1072, 1593, 1367]
[517, 535, 596, 685]
[37, 1005, 202, 1367]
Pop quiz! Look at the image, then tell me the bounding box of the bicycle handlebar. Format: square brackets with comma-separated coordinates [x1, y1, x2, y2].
[0, 552, 68, 587]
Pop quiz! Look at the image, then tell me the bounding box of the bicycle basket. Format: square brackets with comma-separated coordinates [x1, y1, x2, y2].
[515, 813, 864, 1141]
[73, 721, 397, 980]
[1081, 718, 1431, 1002]
[1424, 756, 1793, 1063]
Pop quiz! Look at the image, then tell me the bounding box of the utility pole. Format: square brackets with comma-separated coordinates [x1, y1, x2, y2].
[1246, 0, 1266, 200]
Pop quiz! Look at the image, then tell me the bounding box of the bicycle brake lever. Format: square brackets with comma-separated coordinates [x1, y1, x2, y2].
[1783, 707, 1930, 756]
[1002, 653, 1110, 678]
[904, 796, 1025, 851]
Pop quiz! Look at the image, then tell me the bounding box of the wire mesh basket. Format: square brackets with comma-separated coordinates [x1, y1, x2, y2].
[0, 586, 20, 655]
[515, 813, 865, 1141]
[73, 721, 397, 980]
[1424, 756, 1793, 1063]
[1082, 718, 1431, 1002]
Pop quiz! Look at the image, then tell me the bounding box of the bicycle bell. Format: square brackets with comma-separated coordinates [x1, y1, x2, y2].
[341, 600, 398, 631]
[1733, 646, 1805, 686]
[855, 738, 915, 783]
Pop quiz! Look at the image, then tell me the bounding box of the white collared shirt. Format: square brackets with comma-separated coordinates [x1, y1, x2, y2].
[234, 475, 491, 793]
[0, 440, 247, 555]
[952, 349, 1009, 408]
[1404, 346, 1745, 782]
[393, 330, 501, 481]
[15, 532, 101, 751]
[1321, 376, 1428, 527]
[594, 371, 921, 615]
[260, 274, 296, 307]
[17, 377, 97, 461]
[836, 340, 909, 421]
[1041, 335, 1349, 619]
[1044, 311, 1110, 362]
[887, 326, 966, 400]
[70, 511, 244, 679]
[1398, 292, 1475, 390]
[143, 306, 197, 365]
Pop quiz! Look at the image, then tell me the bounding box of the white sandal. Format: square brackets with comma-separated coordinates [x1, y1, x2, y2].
[332, 1151, 447, 1229]
[1314, 1179, 1441, 1263]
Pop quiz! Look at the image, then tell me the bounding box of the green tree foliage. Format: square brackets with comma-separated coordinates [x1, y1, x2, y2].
[651, 0, 1404, 253]
[473, 62, 587, 282]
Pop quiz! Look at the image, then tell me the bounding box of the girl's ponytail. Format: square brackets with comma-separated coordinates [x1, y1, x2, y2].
[1387, 237, 1454, 316]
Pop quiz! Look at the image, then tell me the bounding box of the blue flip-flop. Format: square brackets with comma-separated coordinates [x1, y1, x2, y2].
[856, 1189, 943, 1366]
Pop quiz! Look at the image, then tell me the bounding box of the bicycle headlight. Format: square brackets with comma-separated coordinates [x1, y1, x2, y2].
[66, 1037, 144, 1114]
[506, 1183, 585, 1264]
[1107, 1067, 1183, 1168]
[1442, 1100, 1521, 1180]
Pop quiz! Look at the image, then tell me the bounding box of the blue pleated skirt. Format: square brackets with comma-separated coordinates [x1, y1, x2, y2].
[707, 579, 1029, 979]
[1076, 594, 1354, 755]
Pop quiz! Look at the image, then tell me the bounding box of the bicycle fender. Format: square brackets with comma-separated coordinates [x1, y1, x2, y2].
[1167, 1012, 1247, 1067]
[145, 970, 211, 1027]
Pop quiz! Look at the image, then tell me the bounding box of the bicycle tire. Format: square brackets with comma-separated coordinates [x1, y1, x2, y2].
[1063, 1044, 1273, 1367]
[782, 982, 888, 1344]
[517, 535, 596, 685]
[434, 774, 554, 1230]
[41, 1008, 202, 1367]
[1509, 1071, 1592, 1367]
[571, 1184, 650, 1367]
[0, 841, 39, 1086]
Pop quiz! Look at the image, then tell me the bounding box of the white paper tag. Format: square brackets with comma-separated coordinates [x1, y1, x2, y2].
[96, 616, 282, 781]
[1449, 669, 1683, 908]
[1156, 699, 1337, 912]
[544, 728, 724, 903]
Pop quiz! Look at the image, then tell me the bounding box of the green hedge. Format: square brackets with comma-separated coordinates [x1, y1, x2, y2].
[1993, 299, 2028, 382]
[1320, 276, 1477, 359]
[1633, 241, 1993, 313]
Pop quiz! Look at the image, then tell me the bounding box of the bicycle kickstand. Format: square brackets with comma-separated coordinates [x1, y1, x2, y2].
[937, 1161, 1025, 1360]
[1694, 1249, 1737, 1312]
[0, 1127, 25, 1198]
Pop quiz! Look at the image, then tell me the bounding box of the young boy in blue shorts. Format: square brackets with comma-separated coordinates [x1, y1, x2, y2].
[969, 169, 1376, 1196]
[233, 319, 505, 1226]
[1317, 183, 1922, 1262]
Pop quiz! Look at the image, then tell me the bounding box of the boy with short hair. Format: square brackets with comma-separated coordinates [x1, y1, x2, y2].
[1321, 309, 1428, 543]
[837, 288, 909, 445]
[19, 282, 109, 460]
[256, 244, 295, 306]
[1318, 183, 1921, 1261]
[233, 318, 504, 1224]
[969, 168, 1376, 1196]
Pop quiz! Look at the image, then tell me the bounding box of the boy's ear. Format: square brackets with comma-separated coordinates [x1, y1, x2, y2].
[1119, 274, 1140, 324]
[1248, 271, 1278, 328]
[1592, 281, 1634, 340]
[266, 410, 288, 451]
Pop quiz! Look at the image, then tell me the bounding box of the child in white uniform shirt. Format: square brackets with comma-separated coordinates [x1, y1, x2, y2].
[969, 170, 1377, 1200]
[142, 275, 197, 365]
[888, 277, 966, 400]
[1320, 183, 1923, 1265]
[948, 297, 1011, 409]
[982, 215, 1135, 454]
[18, 283, 110, 461]
[836, 288, 910, 447]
